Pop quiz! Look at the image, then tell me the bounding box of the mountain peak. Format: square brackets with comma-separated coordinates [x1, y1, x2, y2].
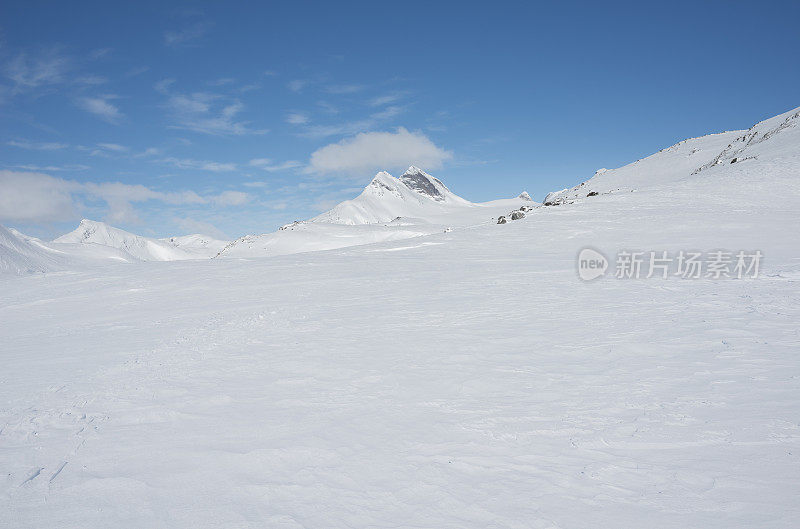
[398, 166, 450, 202]
[403, 165, 425, 175]
[370, 171, 397, 185]
[518, 191, 532, 201]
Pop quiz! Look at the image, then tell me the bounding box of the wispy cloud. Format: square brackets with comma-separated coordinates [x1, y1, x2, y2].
[76, 95, 123, 123]
[76, 142, 130, 157]
[324, 84, 365, 94]
[3, 48, 71, 92]
[287, 79, 308, 92]
[7, 139, 68, 151]
[286, 112, 310, 125]
[370, 105, 404, 120]
[317, 101, 339, 114]
[242, 180, 269, 188]
[9, 164, 91, 172]
[96, 142, 128, 152]
[369, 91, 408, 107]
[73, 74, 108, 85]
[207, 77, 236, 86]
[159, 83, 266, 136]
[160, 157, 237, 172]
[248, 158, 303, 172]
[164, 21, 212, 48]
[297, 104, 407, 139]
[124, 66, 150, 78]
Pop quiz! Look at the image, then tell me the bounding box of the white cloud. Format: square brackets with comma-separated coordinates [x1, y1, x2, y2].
[0, 170, 250, 225]
[174, 217, 228, 240]
[212, 190, 249, 207]
[306, 128, 453, 176]
[248, 159, 303, 172]
[286, 113, 310, 125]
[77, 96, 123, 123]
[7, 139, 68, 151]
[0, 170, 80, 222]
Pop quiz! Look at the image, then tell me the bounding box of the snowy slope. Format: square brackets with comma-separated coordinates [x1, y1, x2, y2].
[543, 129, 745, 204]
[160, 234, 229, 258]
[693, 106, 800, 173]
[2, 106, 800, 528]
[55, 219, 193, 262]
[0, 224, 67, 274]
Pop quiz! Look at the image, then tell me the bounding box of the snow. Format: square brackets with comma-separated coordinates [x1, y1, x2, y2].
[1, 106, 800, 527]
[55, 219, 194, 262]
[0, 224, 66, 274]
[160, 233, 230, 258]
[542, 129, 748, 204]
[310, 166, 475, 226]
[218, 166, 532, 258]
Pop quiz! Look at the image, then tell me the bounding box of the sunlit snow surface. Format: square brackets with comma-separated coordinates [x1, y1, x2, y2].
[2, 109, 800, 527]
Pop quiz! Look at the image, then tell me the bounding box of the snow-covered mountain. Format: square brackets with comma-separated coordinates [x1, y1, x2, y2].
[0, 224, 140, 275]
[311, 166, 476, 225]
[0, 224, 66, 275]
[216, 166, 533, 258]
[55, 219, 193, 262]
[542, 106, 800, 205]
[3, 106, 799, 274]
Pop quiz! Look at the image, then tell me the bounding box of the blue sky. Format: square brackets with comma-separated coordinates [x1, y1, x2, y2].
[1, 0, 798, 239]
